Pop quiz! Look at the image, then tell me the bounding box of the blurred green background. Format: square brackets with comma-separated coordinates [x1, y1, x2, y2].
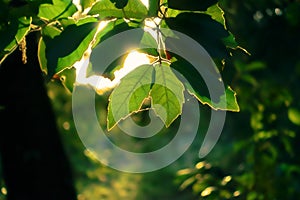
[1, 0, 300, 199]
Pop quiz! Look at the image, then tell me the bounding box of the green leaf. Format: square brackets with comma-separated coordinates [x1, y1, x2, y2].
[168, 0, 218, 11]
[38, 25, 62, 75]
[288, 108, 300, 126]
[96, 19, 133, 46]
[44, 22, 98, 77]
[187, 84, 240, 112]
[107, 64, 154, 130]
[41, 24, 62, 38]
[38, 38, 47, 74]
[151, 62, 185, 127]
[139, 31, 159, 56]
[204, 3, 225, 27]
[171, 58, 239, 111]
[222, 33, 238, 49]
[15, 17, 32, 43]
[88, 0, 147, 19]
[204, 4, 249, 53]
[148, 0, 159, 16]
[165, 12, 230, 58]
[38, 0, 77, 20]
[81, 0, 97, 10]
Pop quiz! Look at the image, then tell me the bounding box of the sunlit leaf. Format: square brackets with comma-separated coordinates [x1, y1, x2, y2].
[88, 0, 147, 19]
[38, 0, 77, 20]
[107, 64, 153, 130]
[205, 3, 225, 26]
[151, 62, 185, 127]
[38, 38, 47, 74]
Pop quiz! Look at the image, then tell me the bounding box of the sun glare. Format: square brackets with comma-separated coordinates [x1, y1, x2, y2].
[75, 50, 151, 95]
[140, 0, 149, 9]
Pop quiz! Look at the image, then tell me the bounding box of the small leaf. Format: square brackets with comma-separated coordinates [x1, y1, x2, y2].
[88, 0, 147, 19]
[288, 108, 300, 126]
[168, 0, 218, 11]
[38, 38, 47, 74]
[204, 3, 225, 27]
[222, 33, 238, 49]
[107, 64, 154, 130]
[151, 62, 185, 127]
[38, 0, 77, 20]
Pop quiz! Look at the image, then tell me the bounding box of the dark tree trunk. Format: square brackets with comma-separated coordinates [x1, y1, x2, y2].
[0, 32, 77, 199]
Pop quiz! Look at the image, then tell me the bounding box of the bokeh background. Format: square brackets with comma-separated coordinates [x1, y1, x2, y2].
[1, 0, 300, 199]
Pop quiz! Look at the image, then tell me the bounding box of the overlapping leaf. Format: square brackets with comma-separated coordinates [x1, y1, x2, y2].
[151, 63, 185, 127]
[107, 64, 153, 130]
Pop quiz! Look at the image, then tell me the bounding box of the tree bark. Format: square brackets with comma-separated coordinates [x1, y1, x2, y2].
[0, 32, 77, 199]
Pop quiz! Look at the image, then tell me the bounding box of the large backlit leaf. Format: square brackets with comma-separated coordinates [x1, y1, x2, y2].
[171, 58, 239, 111]
[166, 12, 229, 58]
[88, 0, 147, 19]
[151, 63, 185, 127]
[107, 64, 153, 130]
[168, 0, 218, 11]
[38, 0, 77, 20]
